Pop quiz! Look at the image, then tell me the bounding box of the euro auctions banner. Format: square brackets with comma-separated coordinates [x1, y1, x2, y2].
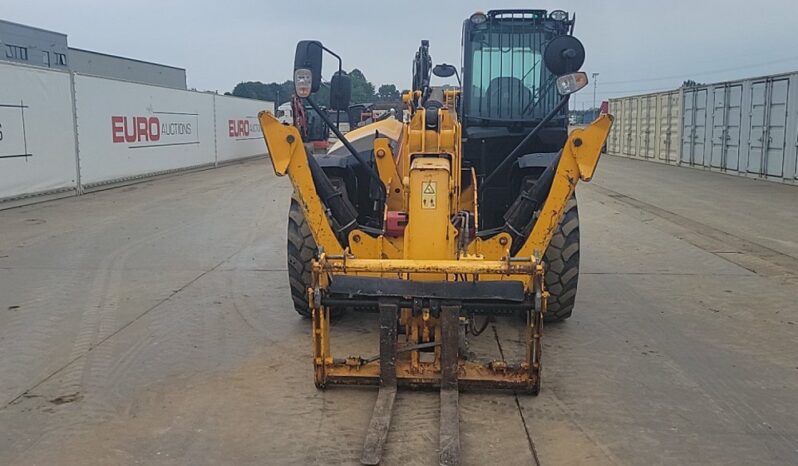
[110, 113, 198, 148]
[75, 74, 215, 185]
[214, 95, 272, 162]
[0, 63, 77, 199]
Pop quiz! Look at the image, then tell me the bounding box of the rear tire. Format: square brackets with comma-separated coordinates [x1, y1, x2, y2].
[543, 196, 580, 322]
[287, 196, 317, 318]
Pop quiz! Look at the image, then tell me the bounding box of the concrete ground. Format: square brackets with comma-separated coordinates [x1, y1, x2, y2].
[0, 155, 796, 465]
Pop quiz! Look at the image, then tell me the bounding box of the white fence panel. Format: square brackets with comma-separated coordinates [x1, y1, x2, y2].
[213, 95, 273, 163]
[0, 62, 77, 200]
[74, 74, 216, 185]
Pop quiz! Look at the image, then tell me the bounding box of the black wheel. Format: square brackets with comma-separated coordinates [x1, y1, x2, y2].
[287, 196, 317, 318]
[543, 195, 580, 322]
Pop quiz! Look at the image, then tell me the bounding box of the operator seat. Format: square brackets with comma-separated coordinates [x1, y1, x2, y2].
[484, 77, 532, 118]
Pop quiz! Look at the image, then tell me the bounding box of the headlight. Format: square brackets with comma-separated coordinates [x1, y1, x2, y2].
[556, 72, 588, 96]
[294, 68, 313, 98]
[549, 10, 568, 21]
[470, 12, 487, 25]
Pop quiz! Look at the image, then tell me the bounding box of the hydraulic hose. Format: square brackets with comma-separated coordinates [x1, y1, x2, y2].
[304, 96, 386, 220]
[501, 153, 561, 255]
[306, 152, 359, 240]
[479, 95, 570, 198]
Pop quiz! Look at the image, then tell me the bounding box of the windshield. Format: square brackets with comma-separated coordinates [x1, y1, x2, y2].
[467, 29, 556, 121]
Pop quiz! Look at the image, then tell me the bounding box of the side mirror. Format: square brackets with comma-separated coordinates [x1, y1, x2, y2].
[330, 71, 352, 111]
[294, 40, 323, 97]
[543, 35, 585, 76]
[432, 64, 457, 78]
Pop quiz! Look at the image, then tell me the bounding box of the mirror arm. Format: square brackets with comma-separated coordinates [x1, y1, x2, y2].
[479, 95, 570, 198]
[316, 44, 345, 133]
[304, 96, 387, 215]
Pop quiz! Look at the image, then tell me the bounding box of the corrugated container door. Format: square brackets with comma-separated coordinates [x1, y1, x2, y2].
[682, 89, 708, 166]
[748, 79, 790, 177]
[748, 81, 767, 174]
[681, 90, 695, 164]
[725, 85, 743, 171]
[623, 97, 638, 156]
[657, 92, 679, 163]
[710, 84, 743, 171]
[795, 108, 798, 181]
[710, 87, 725, 168]
[766, 79, 789, 177]
[607, 100, 623, 154]
[639, 95, 656, 158]
[693, 89, 708, 166]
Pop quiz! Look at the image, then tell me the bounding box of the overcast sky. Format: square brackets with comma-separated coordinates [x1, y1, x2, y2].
[5, 0, 798, 109]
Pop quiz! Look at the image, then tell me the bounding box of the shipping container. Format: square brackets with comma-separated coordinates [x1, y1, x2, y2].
[605, 70, 797, 185]
[701, 72, 798, 183]
[608, 90, 681, 164]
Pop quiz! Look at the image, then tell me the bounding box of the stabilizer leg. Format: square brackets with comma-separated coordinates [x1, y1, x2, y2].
[361, 300, 399, 465]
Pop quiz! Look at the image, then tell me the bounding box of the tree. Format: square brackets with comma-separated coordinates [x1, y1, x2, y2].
[230, 71, 389, 107]
[350, 69, 376, 104]
[681, 79, 705, 88]
[377, 84, 400, 101]
[231, 80, 294, 105]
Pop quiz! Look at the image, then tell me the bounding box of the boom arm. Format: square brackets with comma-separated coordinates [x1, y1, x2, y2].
[258, 110, 344, 255]
[475, 114, 613, 259]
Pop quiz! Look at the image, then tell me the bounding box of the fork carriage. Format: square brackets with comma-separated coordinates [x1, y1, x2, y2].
[310, 255, 546, 393]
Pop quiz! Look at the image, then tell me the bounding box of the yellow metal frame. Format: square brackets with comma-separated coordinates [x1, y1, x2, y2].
[258, 114, 343, 255]
[310, 253, 546, 392]
[258, 101, 612, 390]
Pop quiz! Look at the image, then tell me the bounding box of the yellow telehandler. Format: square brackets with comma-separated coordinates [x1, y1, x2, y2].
[259, 9, 612, 465]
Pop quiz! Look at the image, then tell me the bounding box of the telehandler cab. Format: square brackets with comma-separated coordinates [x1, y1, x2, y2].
[258, 9, 612, 465]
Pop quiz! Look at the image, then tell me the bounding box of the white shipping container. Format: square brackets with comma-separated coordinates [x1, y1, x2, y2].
[608, 90, 681, 166]
[576, 71, 797, 184]
[686, 71, 798, 183]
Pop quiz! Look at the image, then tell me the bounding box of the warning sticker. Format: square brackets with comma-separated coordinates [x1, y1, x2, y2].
[421, 181, 437, 209]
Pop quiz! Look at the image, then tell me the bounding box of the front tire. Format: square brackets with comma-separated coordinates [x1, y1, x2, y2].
[543, 196, 580, 322]
[287, 196, 316, 318]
